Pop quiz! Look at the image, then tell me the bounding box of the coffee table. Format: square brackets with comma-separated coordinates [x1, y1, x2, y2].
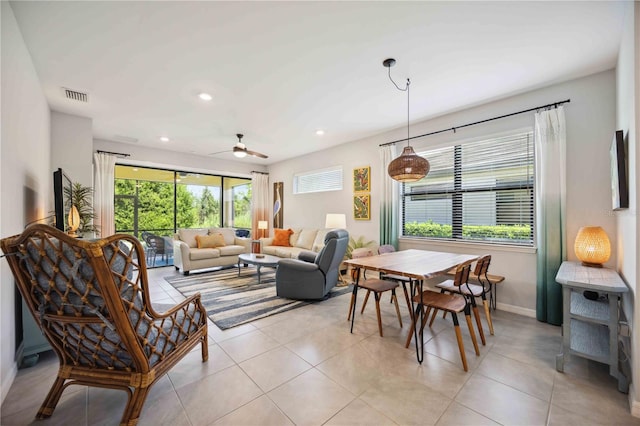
[237, 253, 280, 283]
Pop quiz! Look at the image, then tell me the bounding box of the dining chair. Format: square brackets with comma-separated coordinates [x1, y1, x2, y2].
[376, 244, 414, 318]
[435, 255, 492, 339]
[348, 273, 403, 337]
[404, 260, 480, 371]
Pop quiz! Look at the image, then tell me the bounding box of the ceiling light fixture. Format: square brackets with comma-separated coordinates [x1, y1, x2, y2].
[198, 93, 212, 101]
[160, 136, 170, 142]
[383, 58, 430, 182]
[315, 130, 325, 136]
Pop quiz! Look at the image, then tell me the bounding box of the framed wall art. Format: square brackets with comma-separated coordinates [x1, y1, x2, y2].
[353, 166, 370, 193]
[273, 182, 284, 228]
[353, 194, 370, 220]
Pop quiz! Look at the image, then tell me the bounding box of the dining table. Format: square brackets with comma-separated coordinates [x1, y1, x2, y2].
[344, 248, 479, 363]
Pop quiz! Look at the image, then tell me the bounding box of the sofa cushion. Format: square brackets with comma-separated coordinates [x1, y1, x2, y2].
[178, 229, 208, 248]
[209, 228, 236, 246]
[218, 245, 246, 256]
[273, 229, 293, 246]
[189, 248, 221, 261]
[196, 234, 225, 249]
[295, 229, 318, 250]
[289, 228, 302, 246]
[312, 229, 329, 252]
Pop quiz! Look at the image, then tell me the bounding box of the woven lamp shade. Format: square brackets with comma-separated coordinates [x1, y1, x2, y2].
[388, 146, 430, 182]
[574, 226, 611, 267]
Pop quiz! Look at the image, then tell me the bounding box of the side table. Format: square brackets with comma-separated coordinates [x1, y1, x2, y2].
[555, 261, 629, 392]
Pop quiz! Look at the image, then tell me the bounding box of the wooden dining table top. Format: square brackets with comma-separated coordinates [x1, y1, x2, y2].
[344, 249, 479, 281]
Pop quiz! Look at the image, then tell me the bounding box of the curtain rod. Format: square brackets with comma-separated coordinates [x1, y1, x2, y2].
[96, 150, 130, 157]
[251, 170, 269, 175]
[379, 98, 571, 147]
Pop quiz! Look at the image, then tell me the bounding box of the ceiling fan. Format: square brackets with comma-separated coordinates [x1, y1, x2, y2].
[209, 134, 268, 159]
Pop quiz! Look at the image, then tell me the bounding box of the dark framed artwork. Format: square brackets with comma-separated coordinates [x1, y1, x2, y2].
[610, 130, 628, 210]
[273, 182, 284, 228]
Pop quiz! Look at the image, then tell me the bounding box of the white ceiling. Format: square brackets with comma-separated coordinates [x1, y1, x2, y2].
[10, 1, 626, 165]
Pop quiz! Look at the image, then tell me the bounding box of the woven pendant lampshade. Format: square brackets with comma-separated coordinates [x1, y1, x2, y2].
[574, 226, 611, 268]
[388, 146, 430, 182]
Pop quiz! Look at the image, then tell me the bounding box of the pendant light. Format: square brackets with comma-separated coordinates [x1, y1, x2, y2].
[384, 58, 430, 182]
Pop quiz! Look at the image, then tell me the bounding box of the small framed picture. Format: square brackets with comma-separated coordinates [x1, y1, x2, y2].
[353, 166, 370, 192]
[353, 194, 370, 220]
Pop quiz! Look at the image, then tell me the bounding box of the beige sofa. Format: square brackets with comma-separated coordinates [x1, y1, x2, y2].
[259, 228, 331, 259]
[173, 228, 250, 275]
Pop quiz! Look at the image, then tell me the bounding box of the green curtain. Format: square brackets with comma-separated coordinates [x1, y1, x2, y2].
[379, 145, 400, 247]
[535, 107, 567, 325]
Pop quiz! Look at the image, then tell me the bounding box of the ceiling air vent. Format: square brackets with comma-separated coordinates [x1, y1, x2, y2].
[63, 87, 88, 103]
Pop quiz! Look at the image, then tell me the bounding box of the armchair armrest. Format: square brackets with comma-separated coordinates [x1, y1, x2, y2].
[234, 237, 251, 252]
[297, 251, 317, 263]
[278, 258, 319, 273]
[260, 237, 274, 247]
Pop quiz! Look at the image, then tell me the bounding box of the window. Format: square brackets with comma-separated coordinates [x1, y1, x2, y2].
[293, 165, 343, 194]
[402, 130, 534, 246]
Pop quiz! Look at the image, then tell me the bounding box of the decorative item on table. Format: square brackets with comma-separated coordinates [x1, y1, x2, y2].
[574, 226, 611, 268]
[353, 166, 370, 192]
[353, 194, 370, 220]
[325, 213, 346, 230]
[67, 205, 80, 238]
[255, 254, 265, 259]
[382, 58, 430, 182]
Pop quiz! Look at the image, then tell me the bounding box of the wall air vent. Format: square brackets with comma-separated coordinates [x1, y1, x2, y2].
[63, 87, 88, 103]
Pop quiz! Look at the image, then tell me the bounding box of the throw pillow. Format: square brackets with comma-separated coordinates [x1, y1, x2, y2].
[196, 233, 226, 248]
[272, 228, 293, 247]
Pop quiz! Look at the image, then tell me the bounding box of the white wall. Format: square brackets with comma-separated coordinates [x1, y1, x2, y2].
[51, 111, 93, 188]
[94, 138, 267, 178]
[269, 70, 617, 316]
[616, 1, 639, 416]
[0, 2, 51, 402]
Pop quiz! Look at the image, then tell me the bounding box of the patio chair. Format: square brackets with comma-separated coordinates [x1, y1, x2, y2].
[1, 224, 208, 426]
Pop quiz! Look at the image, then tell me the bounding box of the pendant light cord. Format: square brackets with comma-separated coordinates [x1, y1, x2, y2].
[386, 66, 411, 147]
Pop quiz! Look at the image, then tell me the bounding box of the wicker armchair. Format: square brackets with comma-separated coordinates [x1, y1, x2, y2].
[1, 224, 208, 426]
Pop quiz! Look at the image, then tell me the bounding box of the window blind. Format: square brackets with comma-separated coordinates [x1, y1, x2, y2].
[293, 165, 343, 194]
[402, 131, 534, 246]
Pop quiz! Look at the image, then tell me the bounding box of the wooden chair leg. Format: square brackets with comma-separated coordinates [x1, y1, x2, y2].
[36, 376, 67, 419]
[374, 292, 383, 337]
[201, 334, 209, 361]
[464, 310, 480, 356]
[401, 283, 413, 322]
[471, 301, 486, 345]
[451, 313, 468, 372]
[361, 290, 371, 314]
[429, 308, 439, 327]
[120, 386, 151, 426]
[348, 289, 357, 321]
[483, 298, 494, 335]
[391, 290, 403, 328]
[405, 304, 421, 348]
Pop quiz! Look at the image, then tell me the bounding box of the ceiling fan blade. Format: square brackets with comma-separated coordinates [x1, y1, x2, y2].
[208, 149, 232, 156]
[246, 149, 268, 159]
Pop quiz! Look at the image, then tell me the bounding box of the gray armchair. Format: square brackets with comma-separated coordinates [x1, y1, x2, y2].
[275, 229, 349, 300]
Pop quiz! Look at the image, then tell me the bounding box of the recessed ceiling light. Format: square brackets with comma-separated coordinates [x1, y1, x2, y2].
[315, 130, 325, 136]
[160, 136, 170, 142]
[198, 93, 212, 101]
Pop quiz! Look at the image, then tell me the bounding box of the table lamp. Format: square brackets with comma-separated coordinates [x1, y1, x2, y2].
[574, 226, 611, 268]
[258, 220, 268, 238]
[325, 213, 346, 229]
[67, 205, 80, 237]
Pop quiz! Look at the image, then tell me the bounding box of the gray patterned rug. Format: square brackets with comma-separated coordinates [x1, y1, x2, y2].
[164, 267, 352, 330]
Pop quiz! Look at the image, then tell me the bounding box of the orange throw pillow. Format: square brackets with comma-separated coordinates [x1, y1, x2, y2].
[196, 233, 226, 248]
[272, 228, 293, 247]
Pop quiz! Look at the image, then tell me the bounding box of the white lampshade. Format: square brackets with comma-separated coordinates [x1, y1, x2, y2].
[258, 221, 268, 230]
[325, 213, 346, 229]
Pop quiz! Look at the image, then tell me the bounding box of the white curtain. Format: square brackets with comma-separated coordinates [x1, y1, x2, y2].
[93, 152, 117, 237]
[379, 145, 400, 247]
[251, 172, 270, 238]
[535, 106, 566, 325]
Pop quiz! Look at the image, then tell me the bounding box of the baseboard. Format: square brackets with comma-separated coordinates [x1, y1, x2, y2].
[1, 360, 18, 404]
[629, 384, 640, 417]
[496, 302, 536, 318]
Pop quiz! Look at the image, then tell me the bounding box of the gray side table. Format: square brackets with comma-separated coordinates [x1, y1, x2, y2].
[555, 261, 629, 392]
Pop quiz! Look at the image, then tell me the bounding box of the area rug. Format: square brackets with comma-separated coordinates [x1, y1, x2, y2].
[164, 268, 352, 330]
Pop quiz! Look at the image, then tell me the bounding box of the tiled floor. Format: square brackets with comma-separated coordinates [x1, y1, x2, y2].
[2, 266, 639, 426]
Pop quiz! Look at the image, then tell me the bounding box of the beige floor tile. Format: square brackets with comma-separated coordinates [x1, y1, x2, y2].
[176, 365, 263, 425]
[325, 398, 396, 425]
[455, 374, 549, 426]
[268, 369, 355, 425]
[476, 351, 555, 402]
[207, 322, 259, 343]
[285, 325, 362, 366]
[218, 329, 281, 363]
[168, 343, 235, 389]
[359, 375, 452, 425]
[1, 386, 87, 426]
[239, 346, 312, 392]
[138, 390, 190, 426]
[87, 387, 128, 426]
[212, 395, 294, 425]
[435, 401, 499, 426]
[547, 402, 619, 426]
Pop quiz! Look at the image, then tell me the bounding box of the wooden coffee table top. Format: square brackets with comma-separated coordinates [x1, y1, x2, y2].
[238, 253, 280, 267]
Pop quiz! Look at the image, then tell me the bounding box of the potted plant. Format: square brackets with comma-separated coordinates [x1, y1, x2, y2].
[343, 235, 376, 280]
[64, 183, 100, 237]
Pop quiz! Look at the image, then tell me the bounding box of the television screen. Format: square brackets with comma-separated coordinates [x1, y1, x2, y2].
[610, 130, 629, 210]
[53, 168, 73, 231]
